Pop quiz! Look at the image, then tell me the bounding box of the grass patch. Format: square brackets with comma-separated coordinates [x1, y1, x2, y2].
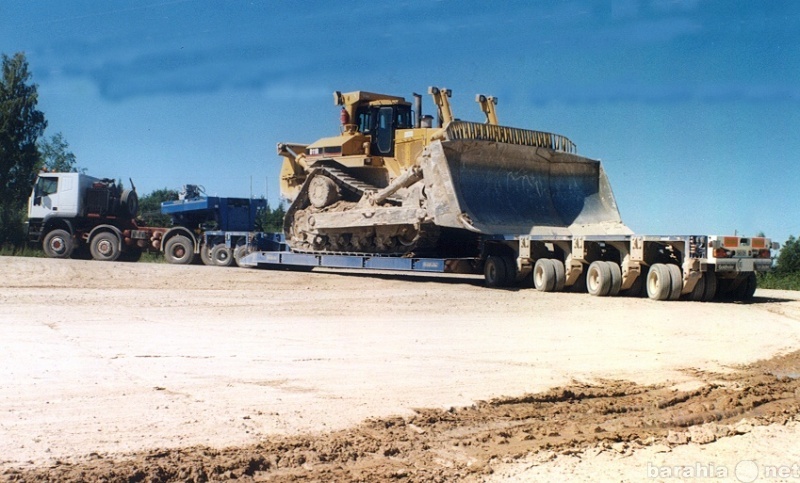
[758, 271, 800, 291]
[0, 244, 46, 258]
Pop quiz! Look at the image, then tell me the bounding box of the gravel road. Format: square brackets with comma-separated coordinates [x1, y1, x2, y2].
[1, 256, 799, 481]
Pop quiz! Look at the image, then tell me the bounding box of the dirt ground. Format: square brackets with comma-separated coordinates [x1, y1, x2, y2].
[1, 256, 799, 482]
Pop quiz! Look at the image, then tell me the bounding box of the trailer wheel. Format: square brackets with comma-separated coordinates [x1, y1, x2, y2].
[733, 272, 757, 301]
[688, 273, 707, 301]
[484, 256, 510, 288]
[646, 264, 672, 301]
[211, 245, 234, 267]
[666, 264, 683, 300]
[43, 229, 74, 258]
[586, 261, 612, 297]
[607, 261, 622, 296]
[702, 271, 718, 302]
[551, 259, 566, 292]
[533, 259, 556, 292]
[90, 232, 121, 262]
[164, 235, 195, 265]
[233, 244, 249, 267]
[200, 243, 214, 266]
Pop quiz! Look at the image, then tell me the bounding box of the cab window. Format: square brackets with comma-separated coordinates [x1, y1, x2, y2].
[37, 176, 58, 196]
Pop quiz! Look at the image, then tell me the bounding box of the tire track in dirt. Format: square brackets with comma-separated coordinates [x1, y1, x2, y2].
[4, 350, 800, 482]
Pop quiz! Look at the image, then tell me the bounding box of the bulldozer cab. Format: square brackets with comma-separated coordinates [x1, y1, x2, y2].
[355, 103, 413, 157]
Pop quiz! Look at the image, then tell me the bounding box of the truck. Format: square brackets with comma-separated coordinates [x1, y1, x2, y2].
[26, 173, 265, 265]
[239, 86, 775, 301]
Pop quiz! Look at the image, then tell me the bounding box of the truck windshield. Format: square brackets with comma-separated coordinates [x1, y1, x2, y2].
[37, 176, 58, 196]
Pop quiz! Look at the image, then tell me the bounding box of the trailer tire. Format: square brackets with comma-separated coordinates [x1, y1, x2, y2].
[200, 243, 214, 266]
[666, 264, 683, 300]
[233, 244, 248, 267]
[646, 264, 672, 301]
[733, 272, 757, 301]
[164, 235, 195, 265]
[43, 229, 74, 259]
[551, 259, 566, 292]
[689, 273, 707, 301]
[587, 261, 612, 297]
[607, 261, 622, 296]
[533, 259, 556, 292]
[211, 245, 234, 267]
[90, 232, 121, 262]
[484, 256, 510, 288]
[702, 271, 718, 302]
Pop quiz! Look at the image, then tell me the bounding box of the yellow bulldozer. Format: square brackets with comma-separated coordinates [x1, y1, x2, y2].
[276, 87, 630, 255]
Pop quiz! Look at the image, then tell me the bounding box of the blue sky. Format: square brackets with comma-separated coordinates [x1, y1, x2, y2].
[1, 0, 798, 244]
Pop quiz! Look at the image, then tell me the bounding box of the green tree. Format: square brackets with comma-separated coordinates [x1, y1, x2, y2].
[38, 132, 78, 172]
[255, 200, 286, 233]
[138, 188, 179, 227]
[777, 235, 800, 273]
[0, 52, 47, 245]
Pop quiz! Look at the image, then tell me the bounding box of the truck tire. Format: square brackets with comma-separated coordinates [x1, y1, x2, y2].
[702, 271, 718, 302]
[484, 255, 510, 288]
[90, 232, 121, 262]
[211, 244, 234, 267]
[688, 273, 707, 301]
[43, 229, 74, 258]
[120, 189, 138, 218]
[733, 272, 757, 301]
[233, 244, 249, 267]
[646, 264, 671, 301]
[164, 235, 195, 265]
[533, 258, 556, 292]
[200, 243, 214, 266]
[606, 261, 622, 296]
[586, 261, 612, 297]
[550, 259, 566, 292]
[666, 264, 683, 300]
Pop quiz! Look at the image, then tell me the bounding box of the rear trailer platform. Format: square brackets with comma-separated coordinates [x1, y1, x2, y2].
[239, 232, 775, 302]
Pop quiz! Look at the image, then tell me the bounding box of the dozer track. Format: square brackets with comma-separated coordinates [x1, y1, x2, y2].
[283, 165, 439, 256]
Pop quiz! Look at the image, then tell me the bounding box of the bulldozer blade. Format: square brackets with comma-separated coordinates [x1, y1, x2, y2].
[421, 139, 631, 236]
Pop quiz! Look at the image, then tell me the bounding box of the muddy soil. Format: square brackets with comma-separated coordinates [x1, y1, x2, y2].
[1, 257, 799, 482]
[4, 350, 800, 482]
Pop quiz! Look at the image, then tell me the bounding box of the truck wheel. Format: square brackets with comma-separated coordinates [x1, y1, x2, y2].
[646, 264, 671, 301]
[533, 259, 556, 292]
[702, 271, 718, 302]
[688, 273, 707, 301]
[211, 245, 234, 267]
[484, 256, 509, 288]
[120, 189, 138, 218]
[550, 259, 566, 292]
[606, 261, 622, 296]
[164, 235, 195, 265]
[90, 232, 121, 262]
[200, 243, 214, 266]
[733, 272, 757, 301]
[666, 264, 683, 300]
[586, 261, 612, 296]
[233, 244, 249, 267]
[43, 229, 74, 258]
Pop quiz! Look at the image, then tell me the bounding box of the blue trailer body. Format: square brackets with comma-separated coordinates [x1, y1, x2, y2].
[239, 233, 479, 274]
[161, 197, 266, 232]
